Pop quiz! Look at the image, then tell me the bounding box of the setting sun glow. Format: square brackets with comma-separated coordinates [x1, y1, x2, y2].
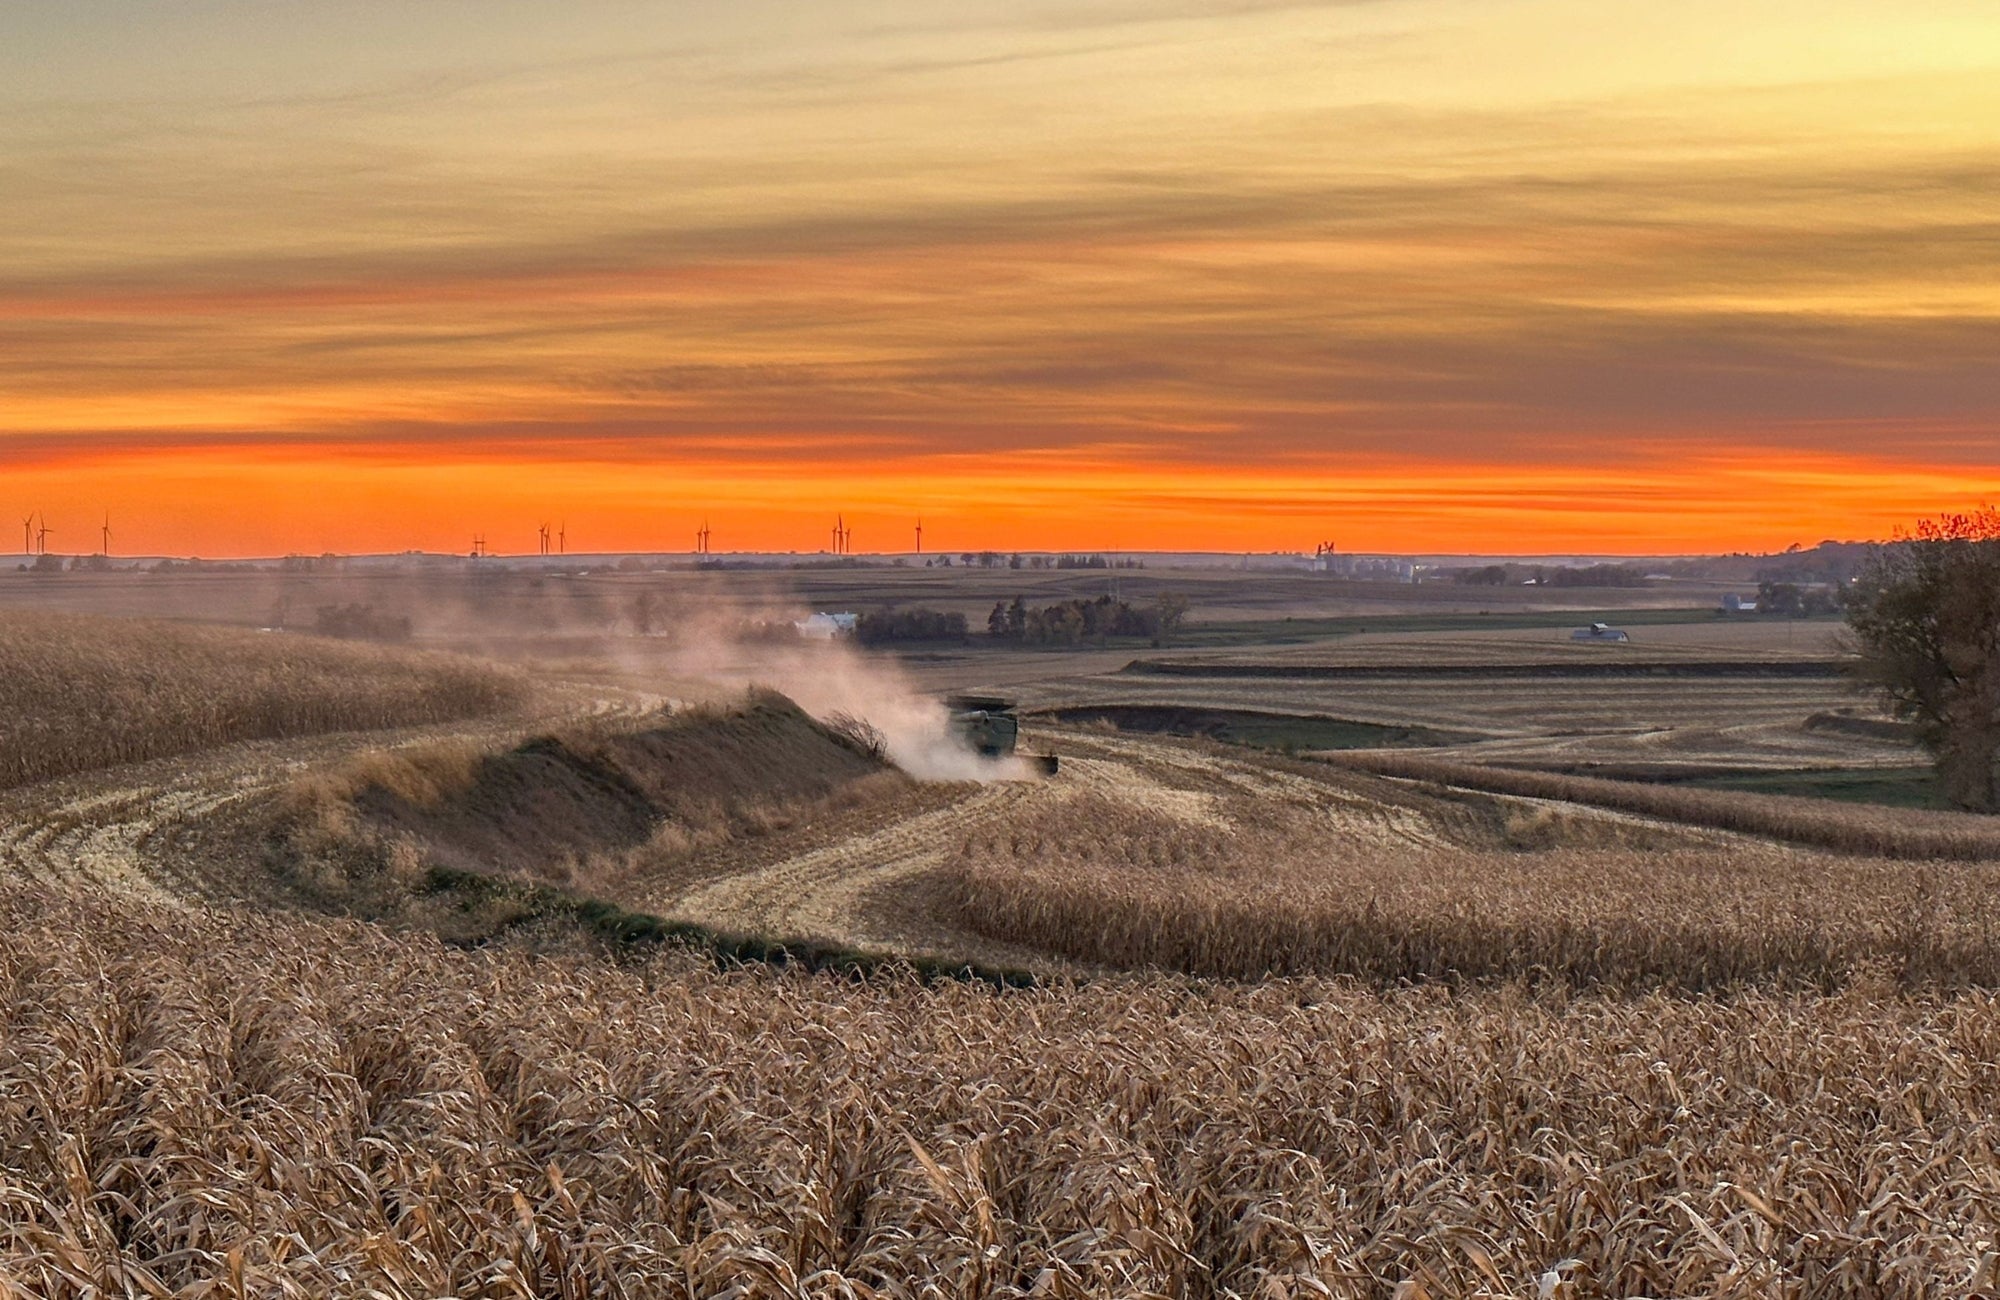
[5, 1, 1998, 555]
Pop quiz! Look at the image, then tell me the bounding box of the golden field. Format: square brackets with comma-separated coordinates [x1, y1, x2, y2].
[0, 610, 527, 789]
[2, 879, 1995, 1299]
[0, 578, 1990, 1298]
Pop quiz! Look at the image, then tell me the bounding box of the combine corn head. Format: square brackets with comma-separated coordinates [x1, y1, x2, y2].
[946, 695, 1059, 775]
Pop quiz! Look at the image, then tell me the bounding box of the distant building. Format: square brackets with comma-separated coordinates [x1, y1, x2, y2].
[1571, 623, 1630, 642]
[1720, 594, 1758, 613]
[794, 611, 859, 640]
[1315, 551, 1416, 583]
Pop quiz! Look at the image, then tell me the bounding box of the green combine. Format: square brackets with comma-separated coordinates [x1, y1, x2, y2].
[947, 695, 1059, 775]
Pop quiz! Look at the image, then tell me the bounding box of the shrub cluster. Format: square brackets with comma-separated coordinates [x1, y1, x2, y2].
[855, 607, 968, 646]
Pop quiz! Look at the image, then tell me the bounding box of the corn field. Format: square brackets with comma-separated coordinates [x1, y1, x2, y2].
[945, 790, 2000, 989]
[0, 611, 527, 788]
[1, 880, 1996, 1299]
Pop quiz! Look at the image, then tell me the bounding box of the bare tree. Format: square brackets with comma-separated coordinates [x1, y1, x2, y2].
[1846, 508, 2000, 809]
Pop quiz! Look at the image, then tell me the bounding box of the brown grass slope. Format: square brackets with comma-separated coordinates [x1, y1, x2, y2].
[1, 879, 1995, 1299]
[0, 609, 526, 788]
[274, 692, 905, 936]
[1325, 750, 2000, 859]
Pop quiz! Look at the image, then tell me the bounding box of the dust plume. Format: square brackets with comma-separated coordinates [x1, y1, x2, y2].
[627, 605, 1032, 782]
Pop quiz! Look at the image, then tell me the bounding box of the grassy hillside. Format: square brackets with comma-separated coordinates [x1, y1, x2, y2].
[273, 692, 908, 940]
[0, 610, 527, 788]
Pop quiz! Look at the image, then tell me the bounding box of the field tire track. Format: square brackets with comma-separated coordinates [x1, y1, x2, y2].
[0, 683, 631, 902]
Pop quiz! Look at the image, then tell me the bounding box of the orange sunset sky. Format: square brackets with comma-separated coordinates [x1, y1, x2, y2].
[4, 0, 1999, 556]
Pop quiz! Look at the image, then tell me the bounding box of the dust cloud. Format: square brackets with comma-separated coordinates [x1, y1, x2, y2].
[207, 569, 1032, 781]
[626, 607, 1033, 783]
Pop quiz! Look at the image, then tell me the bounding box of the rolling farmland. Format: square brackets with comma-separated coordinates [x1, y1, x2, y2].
[0, 572, 1988, 1296]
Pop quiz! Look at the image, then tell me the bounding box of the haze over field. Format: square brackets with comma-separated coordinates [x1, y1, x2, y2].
[4, 1, 1999, 555]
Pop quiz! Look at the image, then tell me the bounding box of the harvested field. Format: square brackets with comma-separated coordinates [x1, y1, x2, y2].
[2, 879, 1995, 1299]
[1023, 673, 1867, 740]
[1016, 665, 1910, 772]
[645, 726, 1552, 966]
[1123, 658, 1848, 679]
[1326, 750, 2000, 860]
[0, 610, 528, 789]
[1038, 703, 1470, 750]
[1171, 618, 1849, 666]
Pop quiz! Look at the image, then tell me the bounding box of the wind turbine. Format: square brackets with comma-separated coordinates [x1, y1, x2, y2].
[557, 521, 565, 555]
[20, 515, 31, 557]
[100, 512, 112, 556]
[35, 515, 52, 556]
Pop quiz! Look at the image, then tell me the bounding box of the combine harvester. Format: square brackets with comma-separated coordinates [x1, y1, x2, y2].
[947, 695, 1059, 775]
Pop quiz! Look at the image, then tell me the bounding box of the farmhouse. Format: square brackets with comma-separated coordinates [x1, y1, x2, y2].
[1570, 622, 1630, 642]
[794, 611, 859, 640]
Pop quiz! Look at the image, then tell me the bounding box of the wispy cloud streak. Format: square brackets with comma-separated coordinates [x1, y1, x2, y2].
[1, 0, 1997, 551]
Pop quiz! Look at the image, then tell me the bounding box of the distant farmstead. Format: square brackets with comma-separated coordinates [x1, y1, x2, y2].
[794, 612, 859, 640]
[1571, 623, 1630, 642]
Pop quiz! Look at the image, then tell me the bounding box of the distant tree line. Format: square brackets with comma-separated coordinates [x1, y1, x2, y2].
[1451, 563, 1651, 587]
[927, 552, 1145, 570]
[1751, 581, 1841, 617]
[18, 553, 115, 575]
[279, 553, 347, 573]
[985, 593, 1191, 646]
[1654, 540, 1871, 586]
[855, 608, 969, 646]
[1052, 554, 1144, 570]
